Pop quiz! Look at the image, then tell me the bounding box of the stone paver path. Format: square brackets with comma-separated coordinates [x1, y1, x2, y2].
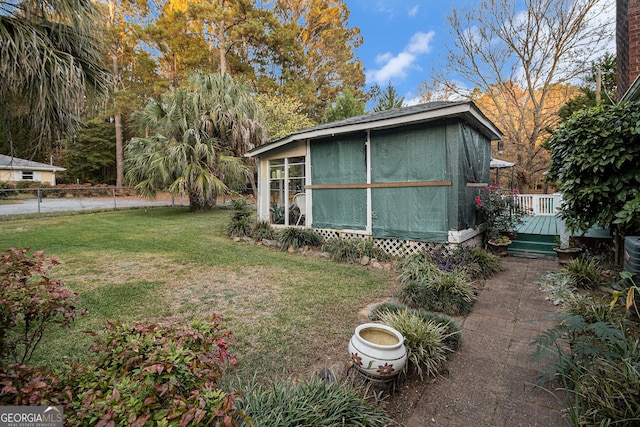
[405, 256, 568, 427]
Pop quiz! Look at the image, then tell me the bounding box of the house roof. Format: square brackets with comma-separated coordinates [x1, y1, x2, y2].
[621, 74, 640, 103]
[246, 101, 503, 157]
[490, 158, 515, 168]
[0, 154, 66, 172]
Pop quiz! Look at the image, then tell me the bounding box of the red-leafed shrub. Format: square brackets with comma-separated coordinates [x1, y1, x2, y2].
[0, 248, 243, 425]
[63, 316, 244, 426]
[0, 248, 78, 367]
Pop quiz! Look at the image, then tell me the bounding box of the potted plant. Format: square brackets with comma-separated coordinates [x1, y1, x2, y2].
[553, 236, 582, 264]
[475, 185, 525, 254]
[486, 234, 512, 256]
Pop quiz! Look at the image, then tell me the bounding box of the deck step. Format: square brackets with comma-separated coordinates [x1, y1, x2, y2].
[509, 233, 557, 256]
[514, 233, 557, 244]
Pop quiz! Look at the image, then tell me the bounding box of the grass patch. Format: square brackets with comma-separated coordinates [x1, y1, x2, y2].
[0, 207, 396, 381]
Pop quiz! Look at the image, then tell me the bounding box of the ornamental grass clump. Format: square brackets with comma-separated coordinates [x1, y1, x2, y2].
[370, 303, 461, 351]
[321, 237, 390, 263]
[475, 185, 525, 241]
[377, 309, 453, 379]
[277, 227, 322, 249]
[562, 255, 604, 290]
[237, 376, 391, 427]
[398, 254, 476, 316]
[251, 220, 276, 241]
[423, 246, 502, 279]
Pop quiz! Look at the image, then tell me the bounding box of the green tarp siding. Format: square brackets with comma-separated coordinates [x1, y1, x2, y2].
[372, 187, 448, 241]
[308, 120, 491, 242]
[458, 123, 491, 230]
[310, 135, 367, 230]
[371, 123, 449, 242]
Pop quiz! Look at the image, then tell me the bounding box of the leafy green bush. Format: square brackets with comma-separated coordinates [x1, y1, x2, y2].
[237, 377, 391, 427]
[377, 310, 453, 379]
[63, 315, 243, 426]
[226, 198, 254, 237]
[399, 258, 476, 316]
[546, 101, 640, 235]
[0, 248, 78, 367]
[251, 220, 276, 241]
[321, 237, 390, 263]
[531, 314, 640, 426]
[0, 182, 12, 199]
[278, 227, 322, 249]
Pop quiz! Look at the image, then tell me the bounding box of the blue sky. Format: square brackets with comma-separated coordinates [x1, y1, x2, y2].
[345, 0, 617, 107]
[345, 0, 467, 105]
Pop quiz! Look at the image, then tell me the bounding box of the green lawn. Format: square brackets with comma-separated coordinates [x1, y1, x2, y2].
[0, 207, 398, 381]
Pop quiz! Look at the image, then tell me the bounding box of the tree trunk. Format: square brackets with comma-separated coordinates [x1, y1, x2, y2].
[218, 20, 227, 74]
[115, 111, 123, 187]
[110, 0, 124, 188]
[188, 188, 217, 212]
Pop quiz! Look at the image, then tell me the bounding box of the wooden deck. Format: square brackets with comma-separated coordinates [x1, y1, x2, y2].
[516, 215, 611, 238]
[517, 215, 561, 236]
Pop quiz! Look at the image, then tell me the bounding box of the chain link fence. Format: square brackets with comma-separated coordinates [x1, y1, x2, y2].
[0, 186, 188, 217]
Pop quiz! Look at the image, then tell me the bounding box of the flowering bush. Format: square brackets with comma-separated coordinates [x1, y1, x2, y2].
[475, 185, 524, 241]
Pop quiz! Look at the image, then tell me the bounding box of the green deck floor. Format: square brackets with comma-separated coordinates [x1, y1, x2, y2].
[516, 216, 611, 238]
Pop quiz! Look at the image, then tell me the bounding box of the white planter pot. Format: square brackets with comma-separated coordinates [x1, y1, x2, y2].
[348, 323, 407, 378]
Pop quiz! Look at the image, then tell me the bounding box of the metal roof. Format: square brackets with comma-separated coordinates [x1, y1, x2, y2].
[490, 158, 515, 168]
[0, 154, 66, 172]
[246, 101, 503, 157]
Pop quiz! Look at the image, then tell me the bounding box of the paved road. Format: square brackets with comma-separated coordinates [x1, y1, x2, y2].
[0, 196, 190, 216]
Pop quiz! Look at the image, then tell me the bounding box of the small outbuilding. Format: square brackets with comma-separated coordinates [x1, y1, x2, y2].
[245, 101, 502, 256]
[0, 154, 66, 186]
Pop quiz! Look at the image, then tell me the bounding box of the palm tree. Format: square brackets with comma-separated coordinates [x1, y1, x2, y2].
[0, 0, 108, 153]
[125, 72, 265, 211]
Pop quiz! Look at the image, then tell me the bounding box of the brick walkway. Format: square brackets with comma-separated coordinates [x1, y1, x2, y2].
[405, 256, 568, 427]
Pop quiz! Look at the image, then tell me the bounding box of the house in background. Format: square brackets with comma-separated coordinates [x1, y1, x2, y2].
[0, 154, 66, 186]
[246, 101, 502, 256]
[617, 0, 640, 102]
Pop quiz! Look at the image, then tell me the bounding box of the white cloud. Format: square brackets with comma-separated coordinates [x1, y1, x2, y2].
[374, 52, 393, 65]
[404, 95, 421, 106]
[408, 5, 419, 17]
[366, 31, 435, 85]
[407, 32, 433, 54]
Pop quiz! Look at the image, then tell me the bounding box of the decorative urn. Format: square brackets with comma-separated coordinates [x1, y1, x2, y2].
[348, 323, 407, 379]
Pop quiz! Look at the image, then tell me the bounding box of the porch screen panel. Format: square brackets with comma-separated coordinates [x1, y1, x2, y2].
[458, 123, 492, 229]
[310, 134, 366, 230]
[370, 123, 449, 242]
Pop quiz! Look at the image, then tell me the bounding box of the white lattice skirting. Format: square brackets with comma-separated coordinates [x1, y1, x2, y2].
[313, 228, 483, 258]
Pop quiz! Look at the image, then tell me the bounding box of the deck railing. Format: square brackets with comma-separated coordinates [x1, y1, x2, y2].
[515, 193, 562, 216]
